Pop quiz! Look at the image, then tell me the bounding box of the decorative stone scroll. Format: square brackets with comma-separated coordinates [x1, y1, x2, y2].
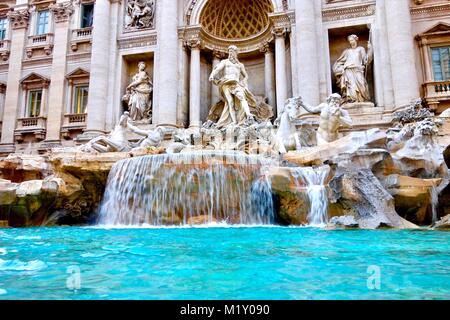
[124, 0, 156, 30]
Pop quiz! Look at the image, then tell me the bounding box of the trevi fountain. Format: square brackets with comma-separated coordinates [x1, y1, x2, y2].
[1, 41, 449, 299]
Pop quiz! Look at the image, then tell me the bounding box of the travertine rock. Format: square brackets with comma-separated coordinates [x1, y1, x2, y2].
[433, 214, 450, 229]
[329, 167, 418, 229]
[383, 174, 442, 224]
[0, 154, 51, 182]
[284, 128, 387, 166]
[327, 215, 359, 229]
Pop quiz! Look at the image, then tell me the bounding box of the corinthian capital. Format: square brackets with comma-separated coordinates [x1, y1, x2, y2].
[272, 26, 288, 38]
[7, 9, 30, 30]
[259, 41, 273, 54]
[49, 1, 74, 23]
[185, 37, 203, 50]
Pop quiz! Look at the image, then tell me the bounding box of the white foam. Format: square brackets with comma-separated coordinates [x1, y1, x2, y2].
[14, 236, 42, 240]
[0, 258, 47, 271]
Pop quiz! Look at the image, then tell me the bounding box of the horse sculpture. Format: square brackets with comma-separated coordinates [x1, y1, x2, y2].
[273, 97, 303, 154]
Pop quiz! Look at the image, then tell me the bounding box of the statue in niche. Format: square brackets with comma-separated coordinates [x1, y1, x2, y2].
[299, 93, 353, 146]
[122, 61, 153, 122]
[207, 45, 273, 129]
[332, 34, 373, 104]
[124, 0, 156, 29]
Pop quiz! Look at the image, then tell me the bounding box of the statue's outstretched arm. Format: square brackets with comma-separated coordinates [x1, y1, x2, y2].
[340, 109, 353, 128]
[127, 121, 149, 137]
[301, 101, 322, 114]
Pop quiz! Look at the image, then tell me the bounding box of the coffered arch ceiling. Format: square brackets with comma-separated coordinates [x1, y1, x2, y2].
[199, 0, 274, 40]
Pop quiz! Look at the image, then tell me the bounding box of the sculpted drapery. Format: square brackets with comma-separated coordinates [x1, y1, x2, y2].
[208, 46, 272, 129]
[333, 34, 373, 103]
[123, 62, 153, 121]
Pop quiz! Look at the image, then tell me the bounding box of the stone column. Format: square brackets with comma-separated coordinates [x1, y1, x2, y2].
[375, 0, 394, 109]
[154, 0, 178, 125]
[188, 39, 202, 128]
[105, 0, 121, 131]
[176, 30, 189, 128]
[44, 1, 73, 146]
[82, 0, 111, 137]
[260, 42, 275, 108]
[418, 38, 433, 82]
[273, 27, 288, 116]
[211, 50, 223, 105]
[385, 0, 420, 107]
[0, 9, 30, 152]
[295, 0, 320, 106]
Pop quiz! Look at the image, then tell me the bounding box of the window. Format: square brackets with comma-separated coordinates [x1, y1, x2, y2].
[432, 46, 450, 81]
[27, 90, 42, 117]
[81, 3, 94, 28]
[0, 18, 7, 40]
[36, 10, 49, 35]
[72, 85, 88, 114]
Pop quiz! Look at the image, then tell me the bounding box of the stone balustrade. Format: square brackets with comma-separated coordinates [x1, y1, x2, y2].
[70, 27, 93, 52]
[61, 113, 87, 139]
[423, 81, 450, 99]
[423, 81, 450, 111]
[26, 33, 54, 58]
[14, 116, 47, 142]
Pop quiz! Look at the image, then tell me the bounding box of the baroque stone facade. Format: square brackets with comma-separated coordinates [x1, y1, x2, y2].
[0, 0, 449, 154]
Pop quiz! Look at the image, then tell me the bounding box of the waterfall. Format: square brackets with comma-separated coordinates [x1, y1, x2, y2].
[98, 151, 275, 226]
[430, 185, 439, 225]
[291, 166, 330, 226]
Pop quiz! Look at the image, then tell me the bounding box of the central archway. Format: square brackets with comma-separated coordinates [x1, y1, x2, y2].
[186, 0, 277, 53]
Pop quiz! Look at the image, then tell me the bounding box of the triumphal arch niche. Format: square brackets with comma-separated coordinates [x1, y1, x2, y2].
[182, 0, 294, 127]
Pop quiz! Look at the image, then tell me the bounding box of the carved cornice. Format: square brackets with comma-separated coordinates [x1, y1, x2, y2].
[322, 3, 376, 22]
[269, 11, 292, 30]
[182, 25, 202, 48]
[7, 9, 30, 29]
[411, 3, 450, 20]
[49, 1, 74, 23]
[117, 34, 157, 50]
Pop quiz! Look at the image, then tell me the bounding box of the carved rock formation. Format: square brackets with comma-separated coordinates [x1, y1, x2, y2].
[328, 167, 418, 229]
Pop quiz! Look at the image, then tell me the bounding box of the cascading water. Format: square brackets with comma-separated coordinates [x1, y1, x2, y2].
[291, 166, 330, 226]
[430, 185, 439, 225]
[98, 151, 276, 226]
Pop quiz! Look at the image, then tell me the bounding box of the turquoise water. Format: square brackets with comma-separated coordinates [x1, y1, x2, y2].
[0, 226, 449, 300]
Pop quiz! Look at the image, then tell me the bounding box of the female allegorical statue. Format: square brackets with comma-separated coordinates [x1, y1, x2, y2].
[123, 61, 153, 121]
[332, 34, 373, 103]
